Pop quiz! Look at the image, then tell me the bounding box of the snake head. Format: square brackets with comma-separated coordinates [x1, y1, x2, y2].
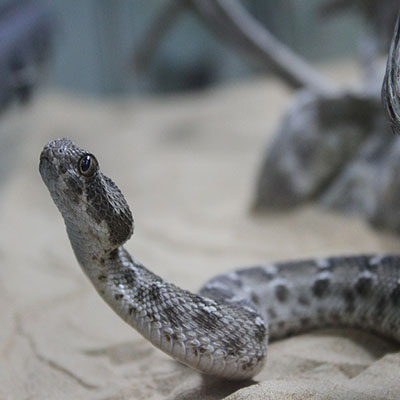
[39, 138, 134, 255]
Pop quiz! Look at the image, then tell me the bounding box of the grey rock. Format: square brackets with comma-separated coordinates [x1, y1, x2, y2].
[370, 139, 400, 233]
[321, 121, 394, 219]
[253, 90, 383, 210]
[253, 1, 400, 234]
[253, 83, 400, 233]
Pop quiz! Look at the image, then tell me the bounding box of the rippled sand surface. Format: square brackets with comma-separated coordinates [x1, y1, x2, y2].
[1, 70, 400, 399]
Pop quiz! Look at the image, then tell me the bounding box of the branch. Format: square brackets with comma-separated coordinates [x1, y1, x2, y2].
[131, 0, 336, 94]
[131, 0, 187, 73]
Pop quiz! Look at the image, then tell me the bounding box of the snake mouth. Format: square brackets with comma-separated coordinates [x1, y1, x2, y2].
[39, 145, 54, 178]
[39, 154, 50, 170]
[40, 145, 51, 162]
[39, 153, 54, 185]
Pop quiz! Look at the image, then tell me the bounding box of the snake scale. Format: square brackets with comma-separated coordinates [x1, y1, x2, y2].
[39, 19, 400, 380]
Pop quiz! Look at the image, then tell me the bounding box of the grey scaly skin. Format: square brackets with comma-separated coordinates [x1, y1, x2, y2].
[39, 138, 267, 379]
[39, 137, 400, 380]
[38, 17, 400, 381]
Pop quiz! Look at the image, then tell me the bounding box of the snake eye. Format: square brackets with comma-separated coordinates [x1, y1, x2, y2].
[78, 154, 98, 177]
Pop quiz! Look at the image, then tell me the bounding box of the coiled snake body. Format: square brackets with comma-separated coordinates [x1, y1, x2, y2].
[39, 137, 400, 380]
[39, 20, 400, 380]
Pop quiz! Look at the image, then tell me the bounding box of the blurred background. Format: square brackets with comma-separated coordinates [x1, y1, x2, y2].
[3, 3, 400, 398]
[0, 0, 398, 220]
[1, 0, 368, 97]
[40, 0, 366, 94]
[2, 0, 399, 230]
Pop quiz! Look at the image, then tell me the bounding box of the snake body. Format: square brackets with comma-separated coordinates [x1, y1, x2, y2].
[39, 138, 400, 380]
[38, 18, 400, 380]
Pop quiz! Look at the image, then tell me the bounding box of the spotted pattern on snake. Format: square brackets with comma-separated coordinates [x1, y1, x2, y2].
[38, 18, 400, 380]
[39, 137, 400, 380]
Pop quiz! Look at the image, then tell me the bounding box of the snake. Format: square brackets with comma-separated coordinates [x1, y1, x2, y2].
[38, 18, 400, 381]
[38, 136, 400, 380]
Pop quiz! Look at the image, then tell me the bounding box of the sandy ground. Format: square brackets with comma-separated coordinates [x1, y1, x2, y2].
[1, 72, 400, 399]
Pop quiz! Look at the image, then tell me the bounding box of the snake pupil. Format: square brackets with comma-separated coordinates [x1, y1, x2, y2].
[79, 154, 97, 176]
[81, 156, 91, 172]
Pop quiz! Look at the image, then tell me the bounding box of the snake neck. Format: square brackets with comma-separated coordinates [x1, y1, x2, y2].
[67, 234, 267, 380]
[39, 138, 269, 377]
[64, 218, 117, 279]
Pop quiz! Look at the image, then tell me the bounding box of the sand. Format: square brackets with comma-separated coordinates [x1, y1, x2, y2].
[1, 71, 400, 399]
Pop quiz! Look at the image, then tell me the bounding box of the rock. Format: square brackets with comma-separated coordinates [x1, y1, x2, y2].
[370, 138, 400, 233]
[253, 90, 383, 209]
[254, 11, 400, 234]
[321, 122, 394, 220]
[252, 85, 400, 233]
